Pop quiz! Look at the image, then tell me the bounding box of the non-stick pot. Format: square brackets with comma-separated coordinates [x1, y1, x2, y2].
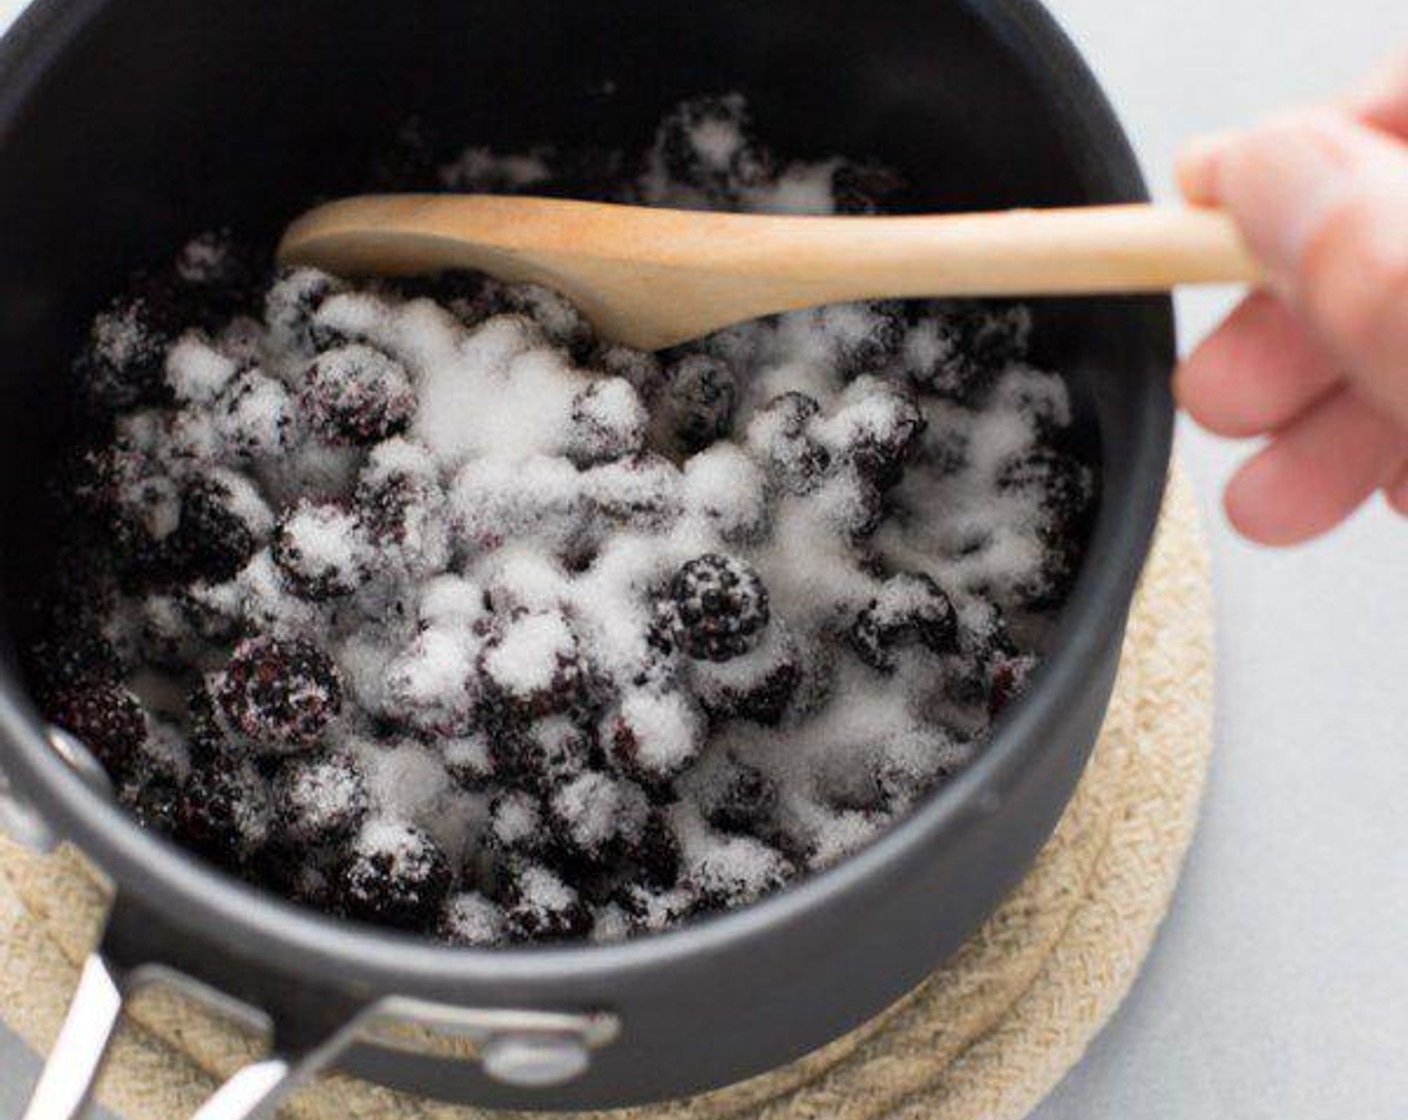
[0, 0, 1175, 1115]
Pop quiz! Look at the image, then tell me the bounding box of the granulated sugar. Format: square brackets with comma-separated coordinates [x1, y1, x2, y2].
[28, 95, 1094, 944]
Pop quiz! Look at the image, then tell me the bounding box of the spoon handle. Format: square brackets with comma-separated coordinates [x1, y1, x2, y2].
[773, 203, 1264, 301]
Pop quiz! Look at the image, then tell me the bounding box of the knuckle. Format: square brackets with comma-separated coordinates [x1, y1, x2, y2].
[1301, 187, 1408, 362]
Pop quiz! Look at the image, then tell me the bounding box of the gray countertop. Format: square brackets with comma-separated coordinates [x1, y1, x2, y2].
[2, 1, 1406, 1117]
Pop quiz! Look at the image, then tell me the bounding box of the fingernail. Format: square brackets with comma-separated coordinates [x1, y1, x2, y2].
[1220, 112, 1359, 274]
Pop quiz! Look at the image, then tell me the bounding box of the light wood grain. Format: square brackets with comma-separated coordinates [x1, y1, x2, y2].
[279, 195, 1262, 350]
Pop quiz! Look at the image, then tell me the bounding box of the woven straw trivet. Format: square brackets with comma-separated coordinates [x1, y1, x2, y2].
[0, 461, 1212, 1120]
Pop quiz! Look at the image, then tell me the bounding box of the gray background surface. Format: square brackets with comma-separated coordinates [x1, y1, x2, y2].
[1, 0, 1405, 1116]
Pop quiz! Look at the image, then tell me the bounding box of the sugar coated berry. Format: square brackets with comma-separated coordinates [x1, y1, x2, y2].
[548, 770, 650, 864]
[25, 631, 122, 699]
[173, 468, 272, 581]
[851, 572, 958, 671]
[605, 689, 705, 784]
[265, 267, 347, 354]
[487, 789, 549, 856]
[745, 392, 831, 493]
[650, 94, 771, 202]
[823, 382, 926, 488]
[338, 821, 453, 931]
[44, 684, 146, 781]
[272, 499, 373, 600]
[501, 861, 593, 942]
[214, 635, 342, 749]
[177, 758, 273, 866]
[702, 759, 779, 836]
[274, 751, 369, 845]
[685, 833, 793, 912]
[480, 609, 589, 717]
[439, 891, 506, 947]
[77, 291, 180, 409]
[299, 344, 416, 445]
[669, 554, 770, 662]
[567, 377, 647, 465]
[216, 369, 297, 460]
[662, 354, 736, 454]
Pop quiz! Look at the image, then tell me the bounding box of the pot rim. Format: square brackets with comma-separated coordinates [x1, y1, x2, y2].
[0, 0, 1173, 998]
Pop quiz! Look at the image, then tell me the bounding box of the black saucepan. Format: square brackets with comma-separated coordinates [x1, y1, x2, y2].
[0, 0, 1174, 1115]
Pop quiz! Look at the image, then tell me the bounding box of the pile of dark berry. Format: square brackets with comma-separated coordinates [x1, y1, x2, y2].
[23, 97, 1094, 946]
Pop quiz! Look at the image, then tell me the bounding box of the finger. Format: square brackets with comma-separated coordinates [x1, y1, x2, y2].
[1174, 291, 1341, 437]
[1210, 112, 1408, 428]
[1386, 458, 1408, 516]
[1224, 389, 1404, 545]
[1346, 47, 1408, 138]
[1176, 131, 1239, 206]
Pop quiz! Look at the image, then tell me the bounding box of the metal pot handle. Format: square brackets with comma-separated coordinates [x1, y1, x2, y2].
[9, 727, 620, 1119]
[21, 938, 365, 1120]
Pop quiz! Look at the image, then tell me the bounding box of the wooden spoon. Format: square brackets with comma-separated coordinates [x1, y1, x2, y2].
[278, 195, 1260, 351]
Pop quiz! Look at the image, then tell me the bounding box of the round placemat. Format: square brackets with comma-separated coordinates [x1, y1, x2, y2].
[0, 461, 1213, 1120]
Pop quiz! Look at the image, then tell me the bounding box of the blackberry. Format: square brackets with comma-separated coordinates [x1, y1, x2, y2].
[650, 94, 772, 202]
[850, 573, 958, 671]
[605, 689, 705, 785]
[745, 392, 831, 493]
[827, 384, 926, 488]
[814, 301, 908, 376]
[996, 447, 1093, 524]
[669, 554, 770, 662]
[172, 469, 272, 581]
[355, 440, 451, 577]
[213, 635, 342, 750]
[493, 714, 593, 791]
[109, 473, 184, 578]
[119, 767, 184, 836]
[265, 267, 347, 354]
[662, 354, 736, 454]
[500, 862, 593, 943]
[44, 684, 146, 781]
[271, 499, 373, 600]
[299, 344, 416, 445]
[25, 630, 122, 700]
[439, 891, 507, 947]
[615, 882, 697, 935]
[498, 283, 594, 355]
[547, 770, 650, 865]
[829, 160, 905, 215]
[685, 834, 793, 913]
[485, 789, 549, 857]
[702, 760, 779, 836]
[174, 229, 256, 308]
[338, 821, 453, 932]
[696, 646, 802, 727]
[906, 302, 1031, 404]
[632, 810, 683, 891]
[567, 378, 647, 466]
[177, 757, 273, 866]
[988, 653, 1037, 718]
[75, 290, 181, 409]
[385, 628, 479, 737]
[597, 344, 665, 405]
[996, 448, 1094, 610]
[441, 734, 496, 790]
[216, 369, 297, 461]
[583, 452, 683, 531]
[479, 610, 591, 718]
[273, 751, 369, 846]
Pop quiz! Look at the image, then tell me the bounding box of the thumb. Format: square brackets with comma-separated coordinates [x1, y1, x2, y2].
[1178, 111, 1408, 429]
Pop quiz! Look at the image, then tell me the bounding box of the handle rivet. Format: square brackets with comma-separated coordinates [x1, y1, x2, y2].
[481, 1032, 591, 1087]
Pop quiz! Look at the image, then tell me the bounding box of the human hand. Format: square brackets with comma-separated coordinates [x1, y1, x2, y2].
[1174, 49, 1408, 544]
